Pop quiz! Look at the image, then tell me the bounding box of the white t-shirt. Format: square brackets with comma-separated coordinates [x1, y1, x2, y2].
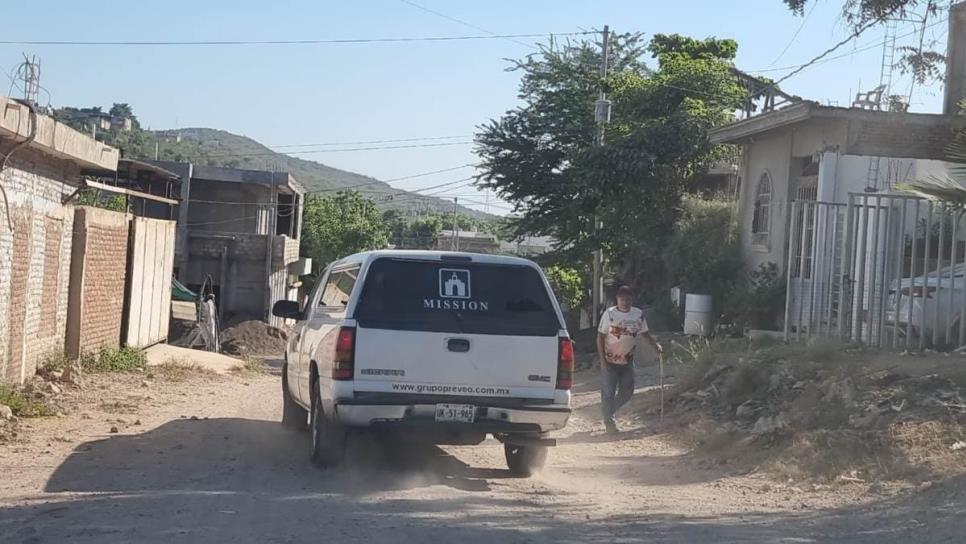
[598, 306, 648, 364]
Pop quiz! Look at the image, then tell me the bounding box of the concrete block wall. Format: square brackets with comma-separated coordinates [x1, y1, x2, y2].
[65, 207, 130, 360]
[268, 236, 300, 327]
[184, 233, 301, 325]
[185, 233, 269, 319]
[0, 149, 78, 384]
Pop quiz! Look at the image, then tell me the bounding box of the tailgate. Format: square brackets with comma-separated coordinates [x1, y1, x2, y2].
[350, 256, 565, 400]
[354, 328, 559, 399]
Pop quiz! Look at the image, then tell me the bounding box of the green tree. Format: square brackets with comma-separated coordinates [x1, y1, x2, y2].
[662, 195, 741, 311]
[475, 32, 744, 298]
[301, 191, 389, 270]
[544, 265, 584, 311]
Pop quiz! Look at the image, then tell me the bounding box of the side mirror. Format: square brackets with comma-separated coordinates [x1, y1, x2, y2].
[272, 300, 303, 320]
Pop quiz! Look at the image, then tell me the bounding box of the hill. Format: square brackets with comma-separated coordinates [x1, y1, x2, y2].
[151, 128, 489, 218]
[51, 106, 489, 218]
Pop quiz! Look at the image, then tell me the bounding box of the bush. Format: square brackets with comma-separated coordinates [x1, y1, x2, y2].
[723, 262, 786, 331]
[81, 346, 147, 373]
[0, 384, 55, 417]
[663, 196, 741, 315]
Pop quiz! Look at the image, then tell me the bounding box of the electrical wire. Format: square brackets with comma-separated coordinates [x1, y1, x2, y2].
[308, 168, 477, 194]
[772, 18, 883, 87]
[397, 0, 535, 49]
[383, 163, 476, 182]
[748, 16, 947, 74]
[268, 134, 471, 149]
[203, 140, 473, 159]
[769, 0, 819, 66]
[0, 31, 592, 47]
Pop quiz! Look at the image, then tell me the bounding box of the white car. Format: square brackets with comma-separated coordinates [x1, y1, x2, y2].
[886, 262, 966, 343]
[273, 250, 573, 475]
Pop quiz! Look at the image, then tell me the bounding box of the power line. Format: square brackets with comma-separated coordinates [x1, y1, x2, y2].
[203, 140, 473, 159]
[0, 31, 592, 47]
[383, 163, 476, 183]
[397, 0, 535, 49]
[311, 175, 476, 196]
[268, 134, 471, 149]
[308, 164, 477, 195]
[374, 176, 477, 199]
[769, 0, 818, 66]
[749, 16, 947, 75]
[772, 18, 883, 87]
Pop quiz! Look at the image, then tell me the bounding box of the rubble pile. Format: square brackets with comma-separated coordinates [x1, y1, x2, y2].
[664, 342, 966, 480]
[220, 320, 288, 357]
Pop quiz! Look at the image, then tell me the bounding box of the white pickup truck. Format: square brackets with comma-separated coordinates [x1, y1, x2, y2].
[273, 250, 573, 475]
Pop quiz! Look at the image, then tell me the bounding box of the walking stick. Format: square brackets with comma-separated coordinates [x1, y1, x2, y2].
[659, 351, 665, 424]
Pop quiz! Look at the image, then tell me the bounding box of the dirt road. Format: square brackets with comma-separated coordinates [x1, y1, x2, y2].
[1, 363, 963, 543]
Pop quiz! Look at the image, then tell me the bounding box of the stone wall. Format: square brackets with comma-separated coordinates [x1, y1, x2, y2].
[65, 207, 130, 360]
[0, 148, 78, 384]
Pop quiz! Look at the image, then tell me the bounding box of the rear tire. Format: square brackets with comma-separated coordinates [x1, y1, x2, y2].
[310, 384, 346, 468]
[281, 365, 307, 431]
[504, 442, 548, 476]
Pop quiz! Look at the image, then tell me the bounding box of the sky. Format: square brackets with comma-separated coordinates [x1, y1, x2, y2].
[0, 0, 951, 215]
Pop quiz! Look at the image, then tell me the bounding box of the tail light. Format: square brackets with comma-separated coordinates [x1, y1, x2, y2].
[556, 338, 575, 390]
[900, 286, 936, 298]
[333, 327, 355, 380]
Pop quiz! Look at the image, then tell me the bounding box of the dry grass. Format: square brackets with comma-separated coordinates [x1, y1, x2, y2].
[671, 337, 719, 391]
[891, 420, 966, 476]
[232, 357, 268, 376]
[151, 358, 217, 382]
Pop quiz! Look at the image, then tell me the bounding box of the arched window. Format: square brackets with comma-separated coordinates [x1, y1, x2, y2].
[751, 173, 772, 247]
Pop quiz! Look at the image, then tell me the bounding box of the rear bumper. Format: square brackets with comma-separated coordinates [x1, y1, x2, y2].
[334, 403, 571, 433]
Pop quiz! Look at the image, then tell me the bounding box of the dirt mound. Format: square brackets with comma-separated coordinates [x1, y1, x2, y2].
[659, 339, 966, 482]
[220, 320, 288, 357]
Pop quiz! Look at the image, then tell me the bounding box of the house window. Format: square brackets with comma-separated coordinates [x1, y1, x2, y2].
[751, 173, 772, 247]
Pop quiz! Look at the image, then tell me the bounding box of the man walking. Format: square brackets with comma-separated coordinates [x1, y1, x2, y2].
[597, 285, 663, 434]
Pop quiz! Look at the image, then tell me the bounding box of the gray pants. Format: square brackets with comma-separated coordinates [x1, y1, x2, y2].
[601, 361, 635, 424]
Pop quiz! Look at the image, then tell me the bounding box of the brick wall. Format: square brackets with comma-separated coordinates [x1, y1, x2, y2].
[42, 217, 63, 337]
[65, 207, 130, 360]
[0, 148, 78, 384]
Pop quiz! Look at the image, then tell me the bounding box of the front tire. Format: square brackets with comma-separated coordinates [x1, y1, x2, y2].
[504, 443, 548, 476]
[281, 364, 307, 431]
[310, 384, 346, 468]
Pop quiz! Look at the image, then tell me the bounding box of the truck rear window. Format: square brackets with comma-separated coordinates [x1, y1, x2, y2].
[354, 258, 561, 336]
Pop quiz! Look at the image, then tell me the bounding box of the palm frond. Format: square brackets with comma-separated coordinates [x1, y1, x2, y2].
[896, 174, 966, 207]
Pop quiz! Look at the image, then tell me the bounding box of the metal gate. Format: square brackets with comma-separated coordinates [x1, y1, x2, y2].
[785, 193, 966, 350]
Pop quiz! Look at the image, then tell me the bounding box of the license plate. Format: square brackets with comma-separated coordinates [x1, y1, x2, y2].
[435, 403, 475, 423]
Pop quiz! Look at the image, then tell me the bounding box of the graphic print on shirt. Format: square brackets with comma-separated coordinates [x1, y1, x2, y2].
[598, 306, 647, 365]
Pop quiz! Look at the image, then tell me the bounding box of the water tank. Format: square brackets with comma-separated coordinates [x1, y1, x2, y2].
[684, 294, 713, 336]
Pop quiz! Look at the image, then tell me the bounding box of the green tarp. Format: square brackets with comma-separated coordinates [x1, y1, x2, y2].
[172, 277, 197, 302]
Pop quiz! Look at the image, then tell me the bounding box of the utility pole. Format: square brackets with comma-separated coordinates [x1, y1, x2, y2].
[591, 25, 611, 327]
[452, 197, 460, 251]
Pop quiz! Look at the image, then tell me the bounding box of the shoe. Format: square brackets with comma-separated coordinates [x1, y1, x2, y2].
[604, 420, 620, 434]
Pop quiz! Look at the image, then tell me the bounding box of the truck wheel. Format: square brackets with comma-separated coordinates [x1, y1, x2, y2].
[310, 387, 346, 468]
[281, 365, 307, 431]
[504, 443, 548, 476]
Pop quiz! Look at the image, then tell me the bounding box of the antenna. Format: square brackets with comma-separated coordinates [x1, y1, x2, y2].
[17, 54, 41, 106]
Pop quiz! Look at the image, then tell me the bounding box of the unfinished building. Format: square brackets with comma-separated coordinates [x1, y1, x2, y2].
[152, 162, 306, 327]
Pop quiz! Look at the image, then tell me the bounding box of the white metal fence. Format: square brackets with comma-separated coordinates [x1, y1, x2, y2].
[785, 193, 966, 350]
